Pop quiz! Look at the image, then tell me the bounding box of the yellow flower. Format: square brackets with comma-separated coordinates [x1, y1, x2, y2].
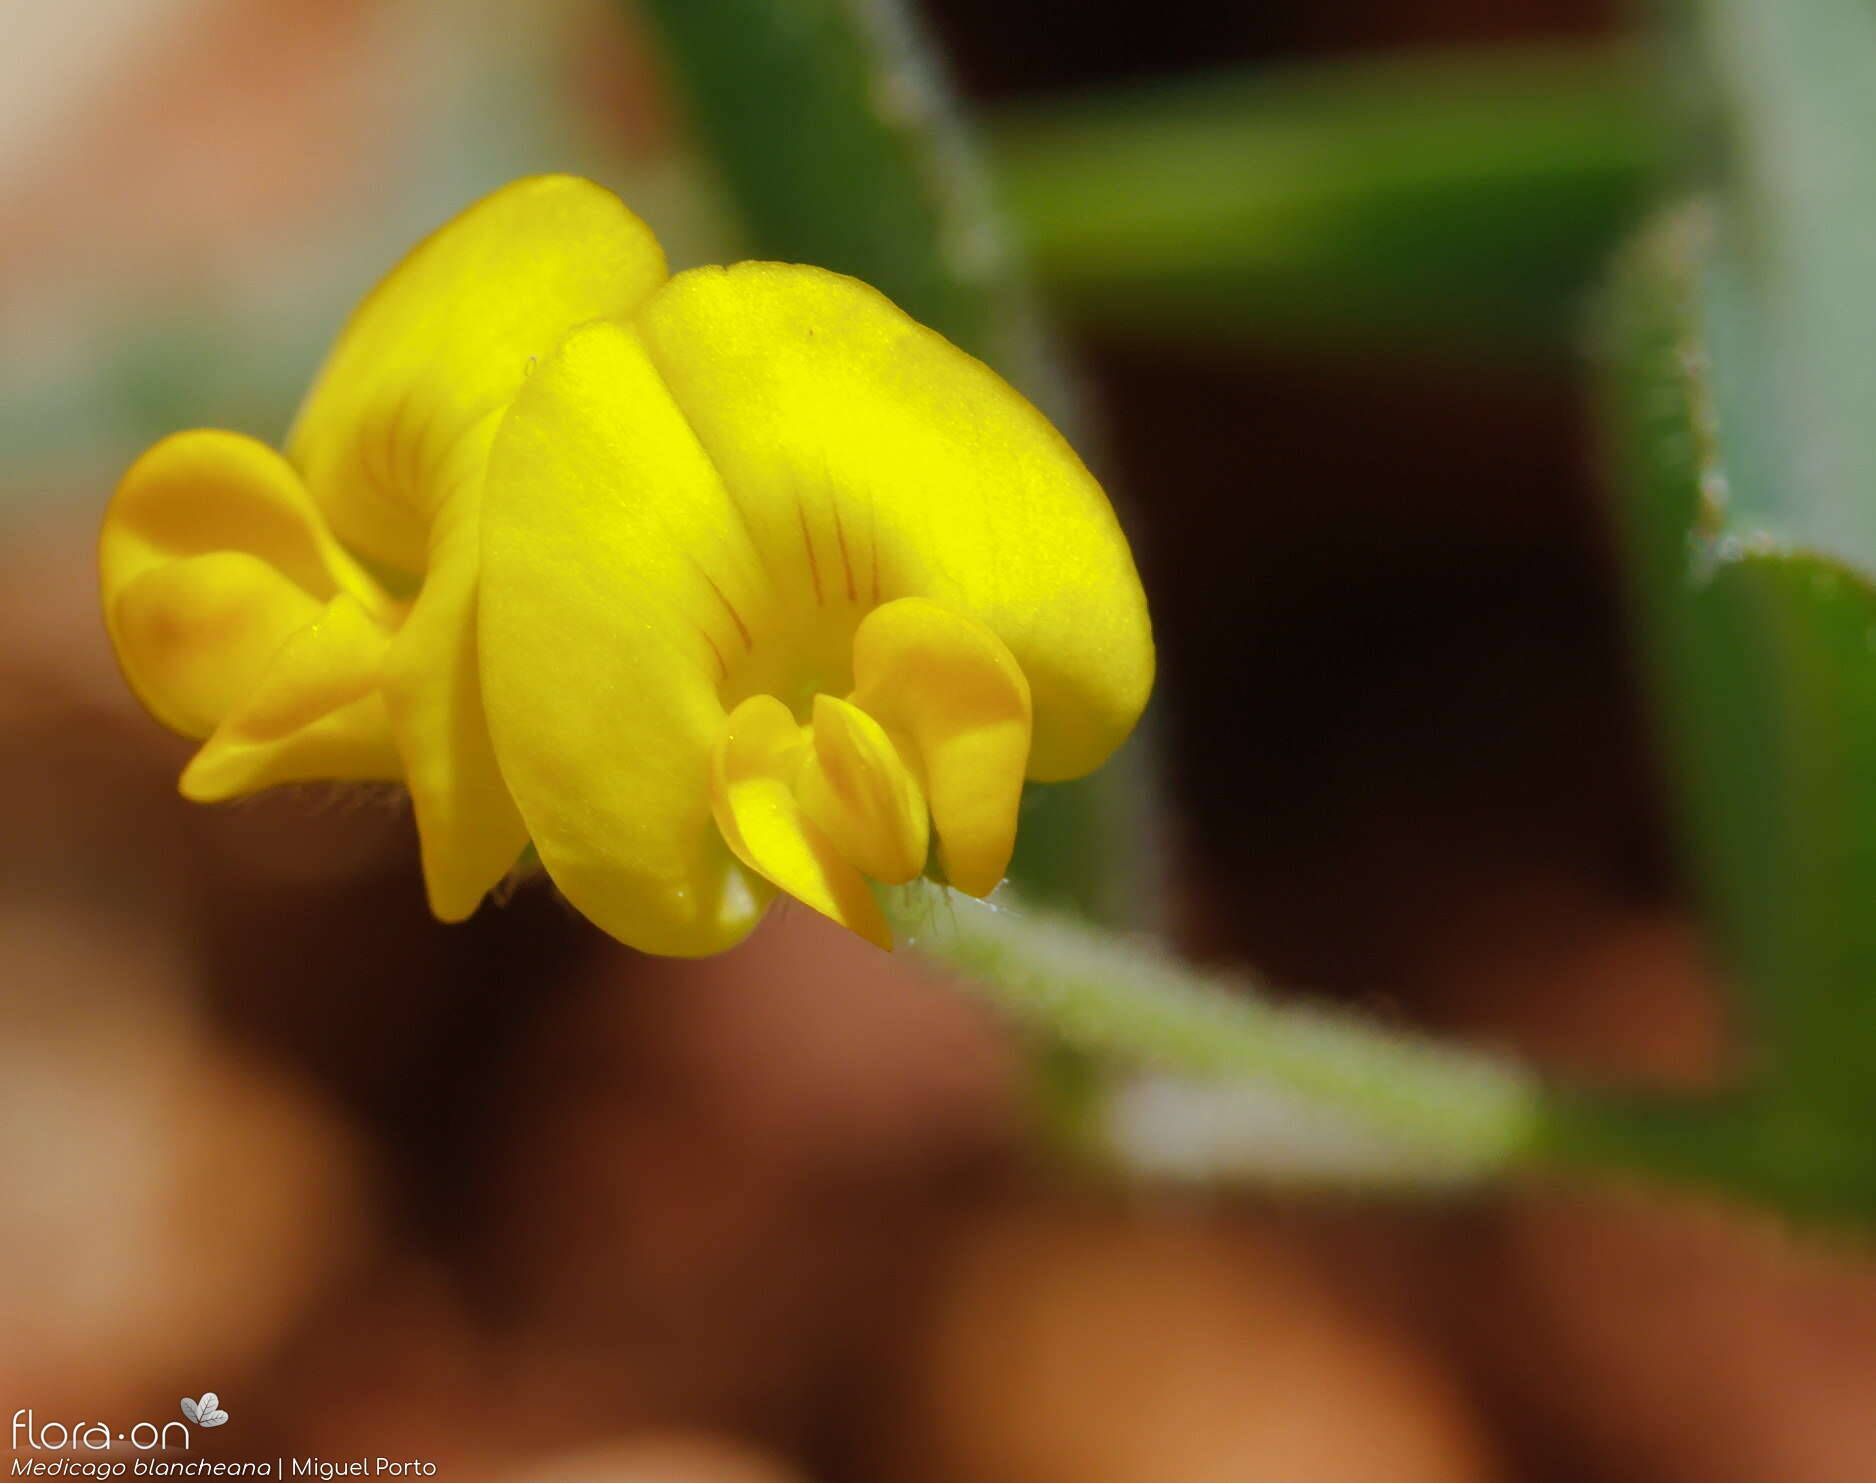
[101, 177, 667, 921]
[100, 176, 1154, 954]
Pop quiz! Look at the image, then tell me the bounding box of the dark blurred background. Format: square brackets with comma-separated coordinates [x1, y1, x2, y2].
[7, 2, 1873, 1481]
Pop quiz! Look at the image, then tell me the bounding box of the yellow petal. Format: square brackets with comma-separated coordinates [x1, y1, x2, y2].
[381, 456, 531, 922]
[633, 262, 1153, 782]
[852, 598, 1031, 898]
[103, 430, 376, 603]
[290, 175, 669, 576]
[112, 553, 324, 739]
[479, 320, 773, 956]
[711, 695, 891, 950]
[100, 430, 387, 736]
[181, 594, 401, 798]
[797, 693, 929, 885]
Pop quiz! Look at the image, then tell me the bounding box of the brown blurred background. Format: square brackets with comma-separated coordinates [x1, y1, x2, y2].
[7, 1, 1876, 1480]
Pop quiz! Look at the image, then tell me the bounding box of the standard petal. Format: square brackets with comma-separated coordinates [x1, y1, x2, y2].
[381, 461, 531, 922]
[797, 693, 929, 886]
[290, 175, 669, 576]
[851, 598, 1031, 898]
[711, 695, 890, 950]
[633, 262, 1154, 782]
[480, 319, 773, 956]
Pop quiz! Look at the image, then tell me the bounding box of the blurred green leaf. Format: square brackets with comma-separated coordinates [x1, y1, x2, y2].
[994, 45, 1653, 353]
[1546, 210, 1876, 1214]
[1577, 0, 1876, 1217]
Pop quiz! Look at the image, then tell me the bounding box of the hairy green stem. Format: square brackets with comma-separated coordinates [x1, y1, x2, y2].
[886, 882, 1544, 1185]
[887, 883, 1876, 1209]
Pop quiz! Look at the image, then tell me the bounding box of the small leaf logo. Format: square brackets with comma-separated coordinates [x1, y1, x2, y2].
[180, 1394, 229, 1428]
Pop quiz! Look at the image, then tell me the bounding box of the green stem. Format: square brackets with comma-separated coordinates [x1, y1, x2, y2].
[886, 882, 1543, 1184]
[890, 879, 1876, 1214]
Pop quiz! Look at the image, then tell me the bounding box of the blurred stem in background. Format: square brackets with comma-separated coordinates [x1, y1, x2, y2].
[999, 43, 1653, 355]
